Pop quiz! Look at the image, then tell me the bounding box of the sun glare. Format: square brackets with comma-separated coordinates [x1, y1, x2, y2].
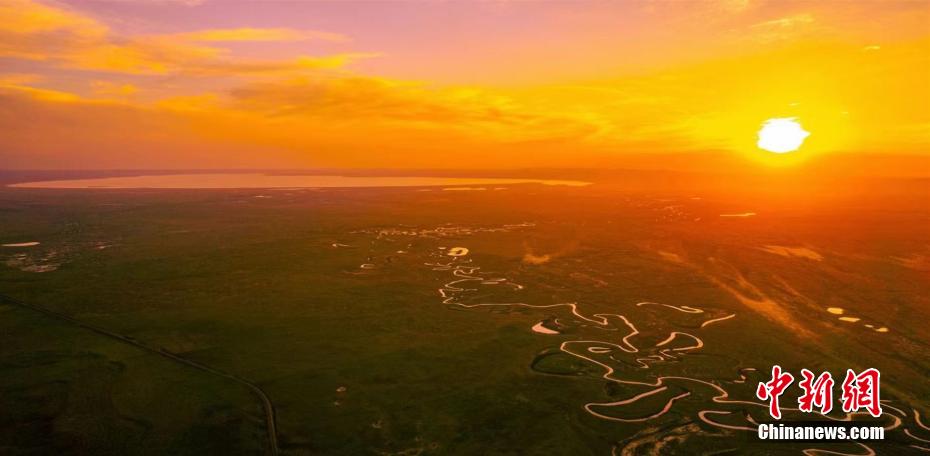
[757, 118, 810, 153]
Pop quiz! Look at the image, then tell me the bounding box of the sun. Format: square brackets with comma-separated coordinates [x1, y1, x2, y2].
[757, 117, 810, 153]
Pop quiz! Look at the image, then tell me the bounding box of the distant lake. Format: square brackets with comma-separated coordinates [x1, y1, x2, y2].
[8, 173, 591, 189]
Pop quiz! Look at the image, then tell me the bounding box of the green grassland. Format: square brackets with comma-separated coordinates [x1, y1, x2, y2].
[0, 182, 927, 454]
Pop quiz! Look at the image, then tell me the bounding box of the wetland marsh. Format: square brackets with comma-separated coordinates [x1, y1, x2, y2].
[0, 173, 927, 455]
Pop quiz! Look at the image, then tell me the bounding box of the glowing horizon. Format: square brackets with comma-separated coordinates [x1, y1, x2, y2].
[0, 0, 927, 173]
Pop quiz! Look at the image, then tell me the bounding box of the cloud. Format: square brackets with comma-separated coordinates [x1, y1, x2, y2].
[0, 0, 107, 59]
[154, 93, 220, 111]
[0, 1, 926, 170]
[176, 27, 347, 43]
[0, 1, 221, 72]
[744, 13, 818, 44]
[227, 75, 601, 145]
[91, 81, 138, 98]
[717, 0, 752, 13]
[0, 69, 606, 169]
[0, 1, 358, 76]
[750, 13, 815, 30]
[0, 81, 80, 102]
[64, 37, 223, 74]
[0, 86, 284, 169]
[0, 0, 105, 36]
[61, 40, 370, 76]
[231, 77, 466, 120]
[0, 73, 43, 85]
[183, 53, 380, 77]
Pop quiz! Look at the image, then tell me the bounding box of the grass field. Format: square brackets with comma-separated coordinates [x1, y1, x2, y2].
[1, 175, 927, 455]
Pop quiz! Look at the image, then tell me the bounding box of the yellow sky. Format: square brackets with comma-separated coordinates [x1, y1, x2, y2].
[0, 0, 927, 172]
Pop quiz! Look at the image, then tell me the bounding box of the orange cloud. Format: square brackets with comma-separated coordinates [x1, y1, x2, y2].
[0, 1, 361, 76]
[227, 75, 600, 146]
[91, 81, 138, 98]
[0, 0, 106, 59]
[176, 27, 347, 43]
[2, 34, 927, 170]
[178, 53, 380, 77]
[0, 0, 102, 35]
[0, 81, 80, 102]
[0, 0, 926, 172]
[65, 38, 222, 74]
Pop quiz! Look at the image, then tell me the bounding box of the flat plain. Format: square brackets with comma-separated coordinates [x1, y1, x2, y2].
[0, 173, 927, 455]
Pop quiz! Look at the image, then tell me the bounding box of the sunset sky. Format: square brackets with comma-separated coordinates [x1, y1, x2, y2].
[1, 0, 928, 171]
